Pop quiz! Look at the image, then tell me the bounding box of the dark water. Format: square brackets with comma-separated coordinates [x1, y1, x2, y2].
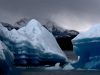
[11, 67, 100, 75]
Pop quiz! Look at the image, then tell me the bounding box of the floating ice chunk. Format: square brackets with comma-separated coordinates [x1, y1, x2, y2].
[0, 19, 67, 66]
[45, 63, 61, 70]
[72, 24, 100, 69]
[63, 63, 74, 70]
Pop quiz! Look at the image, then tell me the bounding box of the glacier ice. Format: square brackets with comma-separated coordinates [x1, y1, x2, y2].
[72, 24, 100, 69]
[0, 19, 67, 66]
[0, 41, 14, 74]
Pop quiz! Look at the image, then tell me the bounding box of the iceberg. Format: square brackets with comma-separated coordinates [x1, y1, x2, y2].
[0, 19, 67, 66]
[72, 24, 100, 69]
[0, 41, 14, 74]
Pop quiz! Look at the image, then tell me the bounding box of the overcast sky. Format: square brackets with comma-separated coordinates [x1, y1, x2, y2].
[0, 0, 100, 32]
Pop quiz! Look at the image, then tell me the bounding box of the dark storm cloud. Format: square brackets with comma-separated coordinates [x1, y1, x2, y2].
[0, 0, 100, 32]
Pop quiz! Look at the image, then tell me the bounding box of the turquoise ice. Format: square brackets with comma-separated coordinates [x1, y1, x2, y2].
[72, 24, 100, 69]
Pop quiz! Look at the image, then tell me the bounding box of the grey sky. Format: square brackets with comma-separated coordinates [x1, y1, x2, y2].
[0, 0, 100, 32]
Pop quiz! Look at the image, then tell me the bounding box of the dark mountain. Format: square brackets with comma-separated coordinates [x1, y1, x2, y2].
[0, 18, 30, 30]
[14, 18, 30, 28]
[0, 22, 19, 30]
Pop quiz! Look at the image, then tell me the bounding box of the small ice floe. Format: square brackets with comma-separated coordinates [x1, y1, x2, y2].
[45, 63, 62, 70]
[45, 63, 74, 70]
[63, 63, 74, 70]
